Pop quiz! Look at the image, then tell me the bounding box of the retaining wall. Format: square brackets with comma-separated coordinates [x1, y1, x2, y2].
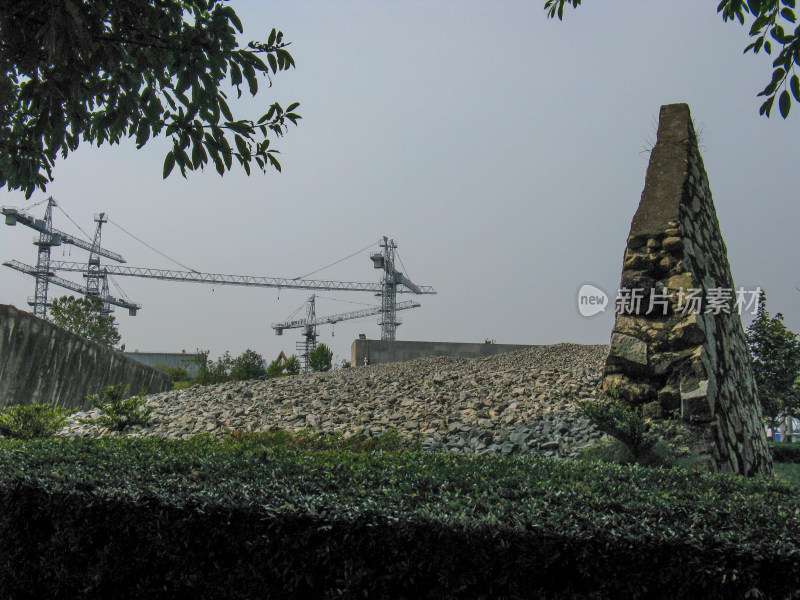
[351, 339, 538, 366]
[0, 304, 171, 410]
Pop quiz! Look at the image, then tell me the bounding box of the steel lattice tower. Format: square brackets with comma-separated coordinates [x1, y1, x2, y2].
[295, 294, 318, 371]
[31, 198, 60, 318]
[86, 213, 112, 315]
[373, 237, 400, 341]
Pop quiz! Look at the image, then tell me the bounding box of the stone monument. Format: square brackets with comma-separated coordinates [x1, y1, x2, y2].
[603, 103, 771, 476]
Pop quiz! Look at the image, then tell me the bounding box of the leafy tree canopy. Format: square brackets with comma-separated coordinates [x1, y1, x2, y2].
[266, 353, 299, 378]
[230, 348, 266, 381]
[544, 0, 800, 118]
[1, 0, 300, 198]
[746, 291, 800, 434]
[308, 343, 333, 372]
[49, 295, 122, 348]
[284, 354, 300, 375]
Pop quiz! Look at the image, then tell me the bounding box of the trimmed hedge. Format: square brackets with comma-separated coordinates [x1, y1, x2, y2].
[771, 441, 800, 464]
[1, 435, 800, 599]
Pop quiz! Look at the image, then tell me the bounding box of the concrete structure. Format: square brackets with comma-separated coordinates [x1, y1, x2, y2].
[0, 304, 170, 410]
[603, 103, 771, 476]
[123, 351, 202, 378]
[351, 339, 537, 366]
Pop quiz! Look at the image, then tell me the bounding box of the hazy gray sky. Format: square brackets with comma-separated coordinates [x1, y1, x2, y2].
[2, 1, 799, 366]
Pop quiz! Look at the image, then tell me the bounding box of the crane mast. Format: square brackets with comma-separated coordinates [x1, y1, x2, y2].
[371, 236, 426, 340]
[87, 213, 112, 315]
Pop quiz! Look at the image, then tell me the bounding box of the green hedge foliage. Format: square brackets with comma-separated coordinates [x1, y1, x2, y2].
[1, 434, 799, 599]
[0, 404, 70, 439]
[771, 441, 800, 464]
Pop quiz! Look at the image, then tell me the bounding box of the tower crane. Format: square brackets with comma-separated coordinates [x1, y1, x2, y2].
[3, 201, 436, 337]
[371, 236, 424, 340]
[272, 294, 421, 370]
[35, 236, 435, 339]
[3, 260, 140, 315]
[1, 199, 133, 317]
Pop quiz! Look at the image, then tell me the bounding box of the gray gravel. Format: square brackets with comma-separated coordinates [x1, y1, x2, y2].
[59, 343, 609, 459]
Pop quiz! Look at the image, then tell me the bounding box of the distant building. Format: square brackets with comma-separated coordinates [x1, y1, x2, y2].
[122, 350, 202, 378]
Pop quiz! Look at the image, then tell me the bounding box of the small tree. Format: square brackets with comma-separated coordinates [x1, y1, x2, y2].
[193, 350, 233, 385]
[308, 343, 333, 372]
[266, 358, 285, 378]
[747, 291, 800, 440]
[578, 396, 659, 462]
[284, 355, 301, 375]
[230, 349, 266, 381]
[50, 295, 121, 348]
[266, 353, 300, 378]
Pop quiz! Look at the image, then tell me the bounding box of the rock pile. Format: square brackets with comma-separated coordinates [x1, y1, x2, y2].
[59, 344, 609, 459]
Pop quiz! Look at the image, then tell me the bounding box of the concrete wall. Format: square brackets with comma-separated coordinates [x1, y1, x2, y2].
[0, 304, 171, 410]
[351, 339, 537, 366]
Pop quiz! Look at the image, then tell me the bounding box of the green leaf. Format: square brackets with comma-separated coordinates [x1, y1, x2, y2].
[230, 63, 242, 88]
[220, 5, 243, 33]
[781, 7, 797, 21]
[771, 25, 787, 43]
[760, 95, 776, 116]
[234, 135, 249, 157]
[135, 122, 150, 148]
[192, 142, 206, 168]
[211, 150, 225, 175]
[779, 89, 792, 117]
[267, 53, 278, 74]
[791, 74, 800, 102]
[219, 97, 233, 122]
[163, 151, 176, 179]
[226, 121, 251, 135]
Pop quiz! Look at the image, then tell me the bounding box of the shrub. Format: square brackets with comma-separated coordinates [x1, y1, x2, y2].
[577, 394, 660, 462]
[284, 355, 300, 375]
[771, 441, 800, 464]
[154, 365, 189, 383]
[0, 404, 70, 439]
[265, 354, 300, 378]
[308, 343, 333, 372]
[577, 391, 687, 468]
[86, 383, 152, 431]
[2, 436, 800, 599]
[229, 349, 266, 381]
[194, 349, 269, 384]
[192, 350, 232, 385]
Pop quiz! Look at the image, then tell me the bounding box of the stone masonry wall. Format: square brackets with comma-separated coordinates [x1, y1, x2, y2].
[603, 103, 771, 476]
[0, 304, 170, 410]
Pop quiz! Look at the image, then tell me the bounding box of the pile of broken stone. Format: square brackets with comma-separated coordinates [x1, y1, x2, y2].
[58, 343, 609, 459]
